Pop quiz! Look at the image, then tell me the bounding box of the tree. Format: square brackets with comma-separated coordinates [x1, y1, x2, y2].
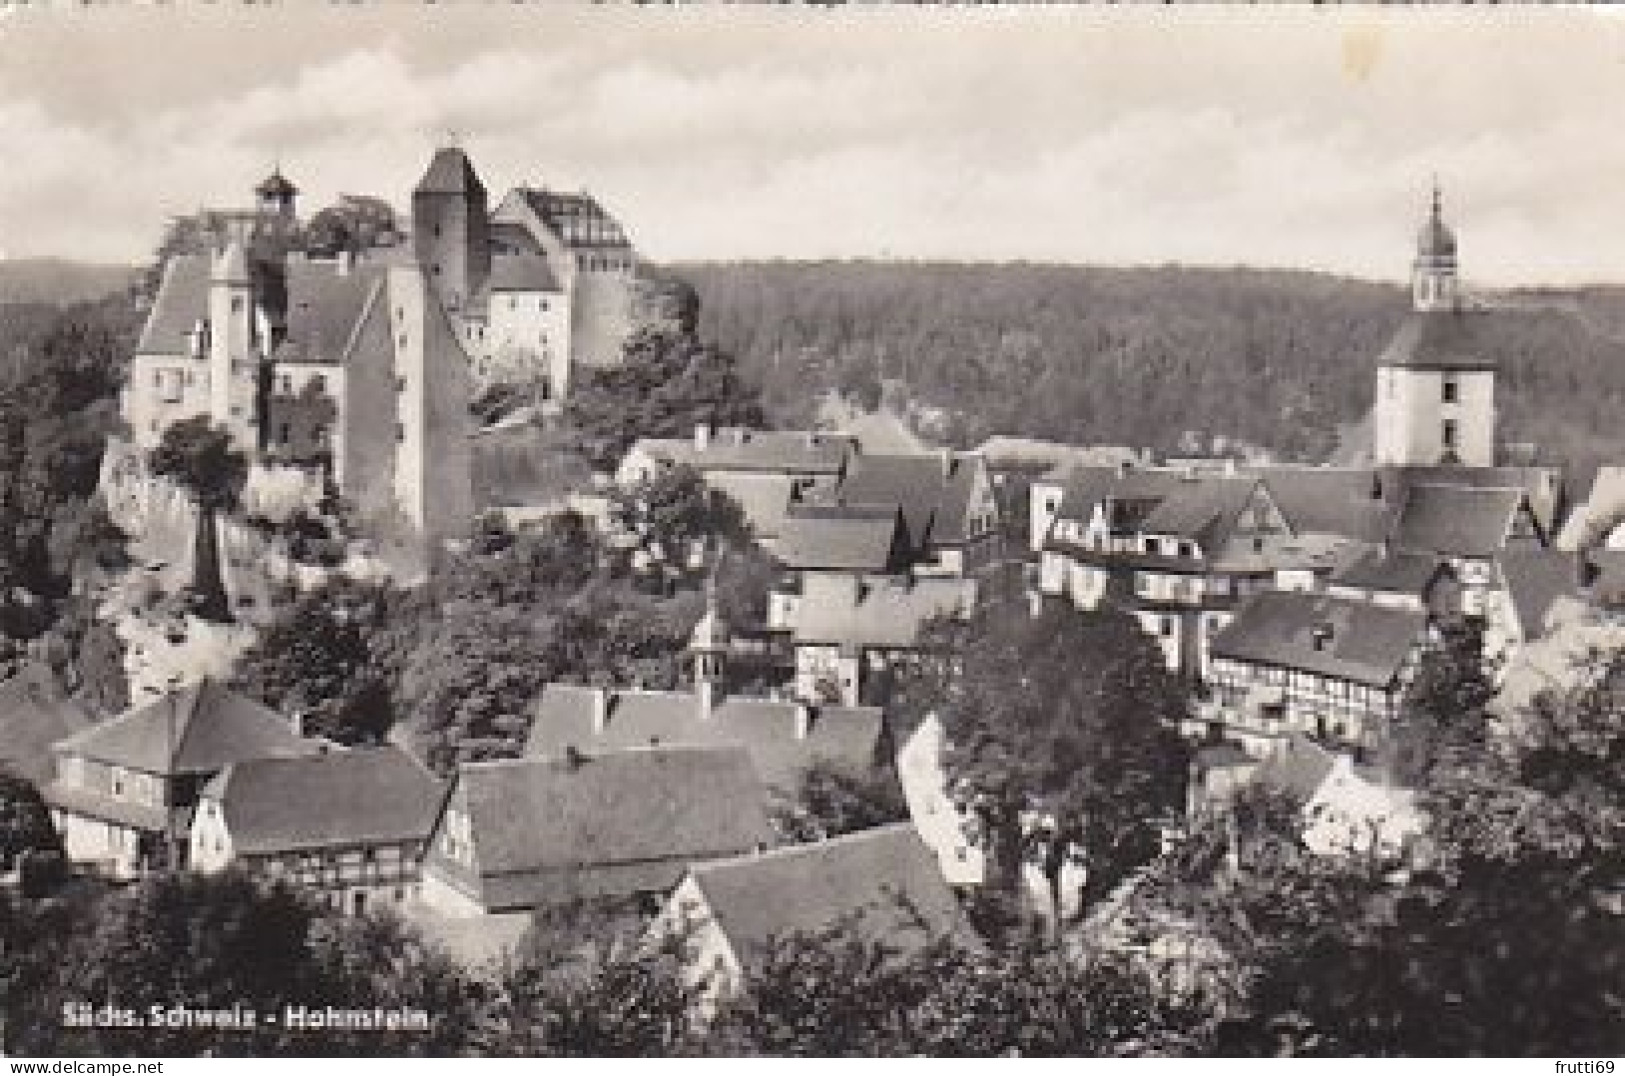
[148, 417, 248, 622]
[492, 941, 696, 1057]
[928, 599, 1192, 924]
[0, 770, 62, 870]
[567, 329, 765, 470]
[1385, 616, 1496, 784]
[231, 577, 399, 744]
[610, 464, 749, 580]
[770, 761, 910, 844]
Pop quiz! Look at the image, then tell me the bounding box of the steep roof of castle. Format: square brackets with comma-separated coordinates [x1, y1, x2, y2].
[415, 147, 485, 197]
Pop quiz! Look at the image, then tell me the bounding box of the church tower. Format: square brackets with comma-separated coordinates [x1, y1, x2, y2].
[689, 583, 729, 722]
[1373, 185, 1496, 469]
[412, 146, 491, 314]
[1412, 182, 1459, 312]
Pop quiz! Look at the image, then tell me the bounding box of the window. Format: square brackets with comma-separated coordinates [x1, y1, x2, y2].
[1442, 419, 1458, 448]
[312, 374, 327, 393]
[277, 423, 290, 445]
[394, 375, 406, 392]
[1442, 376, 1459, 404]
[231, 295, 244, 313]
[312, 425, 327, 446]
[1160, 616, 1175, 638]
[280, 374, 293, 394]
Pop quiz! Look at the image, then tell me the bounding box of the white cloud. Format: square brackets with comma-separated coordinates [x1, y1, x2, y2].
[1, 8, 1623, 286]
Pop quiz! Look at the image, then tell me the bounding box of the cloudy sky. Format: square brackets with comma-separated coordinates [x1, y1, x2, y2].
[2, 6, 1624, 284]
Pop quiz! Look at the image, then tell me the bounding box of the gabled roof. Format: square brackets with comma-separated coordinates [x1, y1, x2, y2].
[1392, 464, 1564, 533]
[833, 452, 985, 550]
[273, 259, 387, 366]
[1376, 309, 1498, 371]
[789, 574, 970, 650]
[774, 505, 906, 573]
[977, 440, 1137, 479]
[415, 147, 485, 197]
[203, 746, 443, 856]
[1496, 549, 1578, 642]
[685, 823, 967, 968]
[1252, 466, 1394, 542]
[487, 253, 560, 293]
[1391, 483, 1531, 558]
[1331, 549, 1444, 596]
[1139, 476, 1263, 546]
[517, 188, 631, 250]
[1211, 591, 1427, 688]
[136, 254, 210, 355]
[0, 664, 92, 787]
[455, 746, 772, 910]
[52, 679, 316, 777]
[631, 430, 856, 477]
[527, 684, 883, 794]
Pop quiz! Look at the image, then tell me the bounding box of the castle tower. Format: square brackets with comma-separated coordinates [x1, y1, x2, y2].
[412, 146, 491, 314]
[1374, 185, 1495, 469]
[689, 582, 730, 722]
[255, 168, 298, 220]
[207, 240, 257, 449]
[1412, 181, 1459, 313]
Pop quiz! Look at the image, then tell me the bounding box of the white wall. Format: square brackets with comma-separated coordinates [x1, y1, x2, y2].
[1374, 367, 1494, 468]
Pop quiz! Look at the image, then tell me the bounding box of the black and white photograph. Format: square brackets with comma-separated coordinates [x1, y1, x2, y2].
[0, 3, 1620, 1061]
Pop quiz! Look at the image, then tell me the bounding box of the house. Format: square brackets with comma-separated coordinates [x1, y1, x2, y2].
[417, 745, 773, 918]
[772, 572, 973, 706]
[0, 664, 92, 789]
[616, 428, 858, 544]
[1038, 467, 1343, 676]
[1326, 548, 1457, 615]
[1248, 735, 1423, 860]
[1487, 548, 1581, 653]
[654, 823, 967, 1013]
[1203, 591, 1430, 758]
[1387, 482, 1549, 623]
[525, 684, 884, 798]
[824, 451, 1001, 577]
[772, 504, 913, 575]
[189, 745, 443, 915]
[44, 680, 317, 879]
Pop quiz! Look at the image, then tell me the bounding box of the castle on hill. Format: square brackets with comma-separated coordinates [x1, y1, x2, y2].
[121, 146, 639, 543]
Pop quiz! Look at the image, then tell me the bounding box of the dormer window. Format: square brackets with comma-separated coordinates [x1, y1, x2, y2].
[1311, 623, 1334, 652]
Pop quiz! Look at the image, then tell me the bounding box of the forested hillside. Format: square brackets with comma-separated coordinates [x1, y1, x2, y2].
[679, 261, 1625, 482]
[0, 259, 134, 307]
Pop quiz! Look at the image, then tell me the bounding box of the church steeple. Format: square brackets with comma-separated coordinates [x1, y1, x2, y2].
[1413, 180, 1459, 312]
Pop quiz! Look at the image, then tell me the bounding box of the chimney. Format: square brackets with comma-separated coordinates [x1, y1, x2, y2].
[290, 710, 304, 739]
[939, 448, 955, 477]
[697, 677, 715, 722]
[694, 423, 712, 451]
[591, 688, 610, 734]
[565, 744, 586, 771]
[794, 702, 812, 741]
[1116, 459, 1133, 479]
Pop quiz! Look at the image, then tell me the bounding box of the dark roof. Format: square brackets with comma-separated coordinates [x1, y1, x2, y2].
[774, 505, 906, 573]
[1139, 476, 1262, 545]
[1251, 735, 1336, 804]
[1252, 467, 1394, 542]
[274, 259, 387, 366]
[833, 452, 983, 550]
[527, 684, 883, 794]
[1331, 549, 1443, 596]
[52, 679, 316, 777]
[1391, 483, 1528, 558]
[487, 253, 560, 293]
[1376, 310, 1498, 371]
[1497, 549, 1578, 641]
[456, 746, 772, 910]
[415, 147, 485, 197]
[686, 823, 966, 968]
[1391, 464, 1564, 532]
[255, 169, 298, 199]
[1211, 591, 1426, 688]
[136, 254, 210, 355]
[634, 430, 856, 476]
[0, 664, 92, 787]
[204, 746, 444, 856]
[1193, 741, 1255, 774]
[518, 188, 631, 250]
